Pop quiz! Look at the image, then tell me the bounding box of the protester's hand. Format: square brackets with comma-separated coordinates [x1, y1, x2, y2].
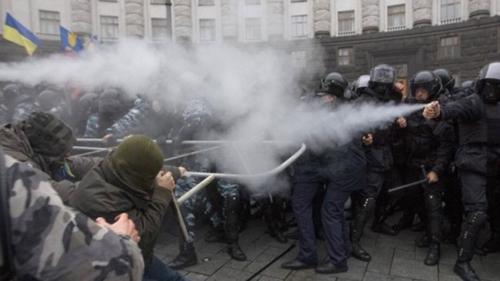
[96, 213, 140, 243]
[102, 134, 114, 144]
[179, 167, 187, 177]
[394, 82, 405, 94]
[397, 117, 407, 128]
[423, 101, 441, 119]
[362, 134, 373, 146]
[427, 171, 439, 183]
[156, 171, 175, 191]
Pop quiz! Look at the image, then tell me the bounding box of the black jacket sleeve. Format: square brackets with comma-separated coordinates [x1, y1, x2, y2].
[441, 94, 485, 123]
[431, 120, 455, 175]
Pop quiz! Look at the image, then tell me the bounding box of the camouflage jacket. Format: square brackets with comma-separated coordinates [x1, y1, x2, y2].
[2, 153, 144, 280]
[0, 105, 7, 125]
[84, 98, 151, 139]
[11, 102, 39, 122]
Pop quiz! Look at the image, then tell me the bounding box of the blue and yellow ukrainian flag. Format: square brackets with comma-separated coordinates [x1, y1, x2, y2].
[60, 25, 83, 52]
[3, 13, 40, 55]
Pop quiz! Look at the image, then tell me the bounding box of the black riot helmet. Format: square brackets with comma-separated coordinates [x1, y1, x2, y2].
[368, 64, 396, 99]
[316, 72, 349, 99]
[2, 83, 30, 107]
[461, 80, 474, 89]
[98, 89, 124, 116]
[433, 68, 455, 92]
[476, 62, 500, 104]
[410, 71, 442, 102]
[354, 75, 370, 95]
[38, 89, 63, 111]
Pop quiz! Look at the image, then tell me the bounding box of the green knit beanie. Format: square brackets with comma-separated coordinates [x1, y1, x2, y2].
[110, 135, 164, 192]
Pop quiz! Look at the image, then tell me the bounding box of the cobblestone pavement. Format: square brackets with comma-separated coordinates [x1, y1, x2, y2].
[154, 214, 500, 281]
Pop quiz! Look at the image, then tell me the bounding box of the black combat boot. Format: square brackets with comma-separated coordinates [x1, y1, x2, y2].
[424, 242, 440, 266]
[371, 203, 397, 236]
[481, 232, 500, 254]
[453, 211, 486, 281]
[350, 198, 375, 262]
[169, 242, 198, 269]
[224, 195, 248, 261]
[423, 193, 442, 266]
[262, 197, 288, 243]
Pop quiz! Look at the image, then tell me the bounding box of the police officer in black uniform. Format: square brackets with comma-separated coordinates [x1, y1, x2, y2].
[281, 72, 366, 274]
[399, 71, 454, 266]
[423, 62, 500, 281]
[350, 64, 403, 262]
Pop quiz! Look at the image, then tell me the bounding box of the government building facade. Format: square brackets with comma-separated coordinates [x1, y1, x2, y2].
[0, 0, 499, 85]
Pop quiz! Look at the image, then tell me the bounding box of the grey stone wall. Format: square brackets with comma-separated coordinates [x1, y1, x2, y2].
[362, 0, 379, 33]
[173, 0, 193, 40]
[469, 0, 491, 18]
[221, 0, 238, 41]
[413, 0, 432, 27]
[313, 0, 330, 37]
[267, 0, 284, 40]
[125, 0, 145, 37]
[275, 16, 499, 86]
[70, 0, 92, 37]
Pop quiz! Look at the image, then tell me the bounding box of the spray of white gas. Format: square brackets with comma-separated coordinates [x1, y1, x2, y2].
[0, 39, 425, 193]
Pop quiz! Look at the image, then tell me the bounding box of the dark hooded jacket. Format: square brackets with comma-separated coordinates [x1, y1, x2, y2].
[0, 121, 99, 204]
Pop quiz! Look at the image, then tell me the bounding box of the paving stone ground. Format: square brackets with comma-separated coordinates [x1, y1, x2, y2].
[154, 212, 500, 281]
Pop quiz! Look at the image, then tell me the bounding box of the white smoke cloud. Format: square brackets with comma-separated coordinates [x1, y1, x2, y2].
[0, 39, 424, 193]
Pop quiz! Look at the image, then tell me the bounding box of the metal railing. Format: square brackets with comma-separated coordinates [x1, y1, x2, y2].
[291, 35, 309, 40]
[150, 0, 169, 4]
[441, 18, 461, 25]
[36, 33, 60, 41]
[99, 37, 119, 43]
[337, 31, 356, 37]
[387, 25, 406, 32]
[72, 139, 306, 240]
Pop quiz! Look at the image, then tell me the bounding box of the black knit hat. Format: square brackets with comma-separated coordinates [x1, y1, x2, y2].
[23, 112, 76, 158]
[110, 135, 164, 192]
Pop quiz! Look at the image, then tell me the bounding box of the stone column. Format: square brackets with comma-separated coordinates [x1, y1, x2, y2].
[124, 0, 144, 37]
[173, 0, 192, 41]
[267, 0, 284, 41]
[469, 0, 490, 19]
[362, 0, 379, 34]
[313, 0, 330, 38]
[70, 0, 92, 37]
[221, 0, 238, 41]
[413, 0, 432, 27]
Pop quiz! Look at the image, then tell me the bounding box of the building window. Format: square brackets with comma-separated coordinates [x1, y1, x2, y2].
[338, 11, 355, 36]
[39, 10, 60, 35]
[338, 47, 354, 66]
[245, 18, 261, 41]
[100, 0, 118, 2]
[245, 0, 260, 5]
[440, 36, 459, 58]
[151, 18, 170, 39]
[199, 0, 215, 6]
[291, 0, 307, 2]
[441, 0, 461, 24]
[199, 19, 216, 41]
[387, 4, 405, 31]
[100, 16, 119, 40]
[292, 51, 306, 68]
[291, 15, 308, 39]
[151, 0, 168, 4]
